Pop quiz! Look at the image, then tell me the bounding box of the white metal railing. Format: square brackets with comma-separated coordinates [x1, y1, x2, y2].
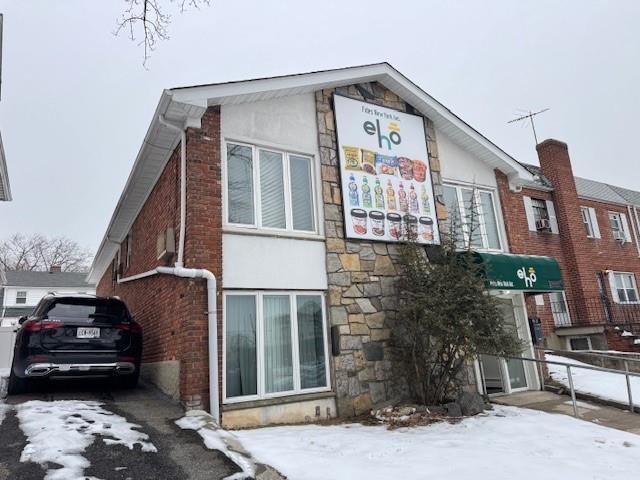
[479, 352, 640, 417]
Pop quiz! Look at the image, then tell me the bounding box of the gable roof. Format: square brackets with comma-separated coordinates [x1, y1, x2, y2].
[88, 63, 534, 283]
[3, 270, 94, 289]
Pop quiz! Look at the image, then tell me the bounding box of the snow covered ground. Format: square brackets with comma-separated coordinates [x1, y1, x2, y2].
[15, 400, 156, 480]
[234, 406, 640, 480]
[546, 353, 640, 406]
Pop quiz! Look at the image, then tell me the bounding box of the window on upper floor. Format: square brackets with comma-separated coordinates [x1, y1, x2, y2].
[15, 291, 27, 304]
[126, 233, 133, 269]
[442, 184, 502, 251]
[610, 272, 639, 304]
[580, 206, 601, 239]
[608, 212, 631, 243]
[225, 142, 317, 234]
[523, 196, 559, 234]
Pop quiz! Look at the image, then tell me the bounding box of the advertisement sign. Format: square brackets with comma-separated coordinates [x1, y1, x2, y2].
[334, 95, 439, 244]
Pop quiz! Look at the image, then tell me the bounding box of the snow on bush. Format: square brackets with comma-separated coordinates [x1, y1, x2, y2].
[234, 406, 639, 480]
[16, 400, 156, 480]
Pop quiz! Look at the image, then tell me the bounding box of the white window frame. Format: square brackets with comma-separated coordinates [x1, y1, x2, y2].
[222, 290, 331, 404]
[610, 271, 640, 304]
[608, 211, 631, 242]
[15, 291, 27, 305]
[443, 183, 503, 251]
[581, 207, 594, 238]
[126, 233, 133, 269]
[549, 291, 571, 326]
[567, 336, 592, 351]
[223, 141, 319, 236]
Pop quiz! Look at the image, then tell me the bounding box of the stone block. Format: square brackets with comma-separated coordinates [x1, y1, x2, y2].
[363, 282, 382, 297]
[351, 272, 370, 283]
[345, 241, 362, 253]
[340, 253, 361, 271]
[350, 323, 370, 335]
[326, 238, 345, 253]
[354, 351, 365, 369]
[330, 306, 348, 325]
[326, 253, 342, 273]
[356, 298, 377, 314]
[346, 303, 361, 314]
[374, 255, 396, 276]
[328, 271, 350, 287]
[328, 286, 342, 306]
[381, 296, 398, 311]
[357, 367, 375, 382]
[457, 392, 486, 416]
[365, 312, 385, 329]
[335, 353, 355, 372]
[373, 243, 388, 255]
[348, 313, 365, 323]
[363, 342, 384, 361]
[340, 335, 363, 351]
[338, 325, 350, 335]
[342, 284, 362, 298]
[325, 111, 335, 131]
[324, 204, 342, 221]
[348, 377, 360, 396]
[324, 221, 337, 238]
[370, 328, 391, 341]
[359, 245, 376, 261]
[380, 277, 396, 296]
[369, 382, 387, 404]
[353, 393, 373, 415]
[361, 260, 375, 272]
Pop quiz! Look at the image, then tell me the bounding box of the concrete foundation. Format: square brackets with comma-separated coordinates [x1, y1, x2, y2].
[140, 360, 181, 401]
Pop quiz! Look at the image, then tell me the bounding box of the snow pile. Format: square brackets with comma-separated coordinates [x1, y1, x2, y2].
[176, 411, 255, 479]
[546, 354, 640, 406]
[235, 406, 639, 480]
[16, 400, 156, 480]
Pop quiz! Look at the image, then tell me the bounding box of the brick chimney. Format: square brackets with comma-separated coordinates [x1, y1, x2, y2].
[536, 139, 600, 319]
[49, 265, 62, 273]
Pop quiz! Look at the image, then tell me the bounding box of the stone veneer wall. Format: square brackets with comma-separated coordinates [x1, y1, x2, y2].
[315, 82, 448, 416]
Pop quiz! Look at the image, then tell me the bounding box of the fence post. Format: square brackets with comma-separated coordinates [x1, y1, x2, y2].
[625, 360, 634, 413]
[566, 365, 579, 418]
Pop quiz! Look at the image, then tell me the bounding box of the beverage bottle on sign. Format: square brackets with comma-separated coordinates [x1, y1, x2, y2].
[362, 177, 372, 208]
[374, 178, 385, 209]
[409, 184, 419, 214]
[421, 184, 430, 213]
[386, 180, 397, 211]
[348, 174, 359, 206]
[398, 182, 408, 213]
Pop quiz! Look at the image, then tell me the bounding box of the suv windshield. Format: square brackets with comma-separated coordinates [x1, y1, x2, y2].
[42, 298, 129, 323]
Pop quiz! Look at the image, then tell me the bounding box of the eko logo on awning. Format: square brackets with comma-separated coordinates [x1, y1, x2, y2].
[517, 266, 537, 288]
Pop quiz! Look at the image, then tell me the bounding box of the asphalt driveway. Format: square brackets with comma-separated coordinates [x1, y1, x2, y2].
[0, 380, 240, 480]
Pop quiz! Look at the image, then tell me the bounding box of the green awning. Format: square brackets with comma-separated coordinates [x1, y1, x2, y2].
[470, 251, 564, 292]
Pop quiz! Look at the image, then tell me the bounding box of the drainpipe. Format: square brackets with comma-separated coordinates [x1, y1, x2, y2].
[158, 115, 187, 268]
[116, 114, 220, 423]
[118, 266, 219, 424]
[628, 205, 640, 258]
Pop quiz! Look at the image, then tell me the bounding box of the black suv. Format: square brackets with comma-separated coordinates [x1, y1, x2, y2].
[8, 295, 142, 394]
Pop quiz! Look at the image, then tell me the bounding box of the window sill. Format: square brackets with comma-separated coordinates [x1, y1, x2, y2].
[223, 226, 325, 242]
[222, 390, 335, 411]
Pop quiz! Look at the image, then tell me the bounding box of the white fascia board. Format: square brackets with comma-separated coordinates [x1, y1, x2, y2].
[0, 130, 11, 201]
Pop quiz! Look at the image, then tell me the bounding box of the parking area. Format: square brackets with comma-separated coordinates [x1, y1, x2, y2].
[0, 380, 240, 480]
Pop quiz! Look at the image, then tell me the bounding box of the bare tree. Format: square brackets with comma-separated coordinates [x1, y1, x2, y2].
[0, 234, 93, 273]
[116, 0, 211, 64]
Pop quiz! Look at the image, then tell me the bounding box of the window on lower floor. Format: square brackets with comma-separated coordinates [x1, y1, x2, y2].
[15, 291, 27, 304]
[224, 292, 328, 401]
[611, 272, 639, 303]
[568, 336, 591, 351]
[549, 291, 570, 327]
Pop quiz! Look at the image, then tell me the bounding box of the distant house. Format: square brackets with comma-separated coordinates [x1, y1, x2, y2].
[0, 267, 95, 326]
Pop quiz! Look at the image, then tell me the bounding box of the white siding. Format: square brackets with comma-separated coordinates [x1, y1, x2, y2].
[437, 128, 498, 188]
[2, 286, 96, 308]
[221, 94, 326, 290]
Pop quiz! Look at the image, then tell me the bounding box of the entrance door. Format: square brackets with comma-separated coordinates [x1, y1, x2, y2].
[479, 295, 536, 395]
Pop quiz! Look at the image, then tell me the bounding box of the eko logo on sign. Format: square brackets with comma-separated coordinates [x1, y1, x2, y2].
[517, 266, 537, 288]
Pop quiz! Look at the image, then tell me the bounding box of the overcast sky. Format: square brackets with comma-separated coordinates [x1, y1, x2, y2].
[1, 0, 639, 253]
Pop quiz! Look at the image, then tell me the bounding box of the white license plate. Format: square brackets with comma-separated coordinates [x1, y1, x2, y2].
[77, 327, 100, 339]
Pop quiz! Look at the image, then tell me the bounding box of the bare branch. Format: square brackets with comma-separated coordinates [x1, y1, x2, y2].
[0, 234, 93, 273]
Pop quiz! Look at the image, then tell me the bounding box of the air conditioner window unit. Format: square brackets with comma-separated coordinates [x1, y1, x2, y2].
[536, 218, 551, 231]
[613, 230, 625, 241]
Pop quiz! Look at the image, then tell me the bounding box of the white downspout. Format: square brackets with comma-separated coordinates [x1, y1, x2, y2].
[117, 114, 220, 424]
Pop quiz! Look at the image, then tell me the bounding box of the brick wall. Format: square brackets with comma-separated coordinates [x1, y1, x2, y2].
[97, 107, 222, 409]
[497, 138, 640, 350]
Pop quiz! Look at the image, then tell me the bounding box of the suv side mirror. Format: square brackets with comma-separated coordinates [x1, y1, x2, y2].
[18, 316, 28, 325]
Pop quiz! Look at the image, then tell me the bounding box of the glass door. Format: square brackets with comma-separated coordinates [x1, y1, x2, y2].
[498, 298, 529, 392]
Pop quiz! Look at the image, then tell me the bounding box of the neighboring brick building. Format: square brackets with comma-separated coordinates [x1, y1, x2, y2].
[89, 63, 559, 426]
[497, 139, 640, 352]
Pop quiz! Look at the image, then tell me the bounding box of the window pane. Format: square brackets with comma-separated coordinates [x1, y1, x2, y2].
[614, 274, 625, 289]
[225, 295, 257, 398]
[289, 155, 315, 231]
[443, 186, 464, 246]
[618, 289, 628, 302]
[461, 189, 482, 248]
[296, 295, 327, 389]
[480, 192, 501, 249]
[263, 295, 294, 393]
[570, 338, 590, 351]
[628, 289, 639, 302]
[259, 150, 286, 229]
[227, 144, 255, 225]
[622, 274, 634, 289]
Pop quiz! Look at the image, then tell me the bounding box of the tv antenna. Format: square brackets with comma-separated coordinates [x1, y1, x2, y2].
[508, 108, 549, 145]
